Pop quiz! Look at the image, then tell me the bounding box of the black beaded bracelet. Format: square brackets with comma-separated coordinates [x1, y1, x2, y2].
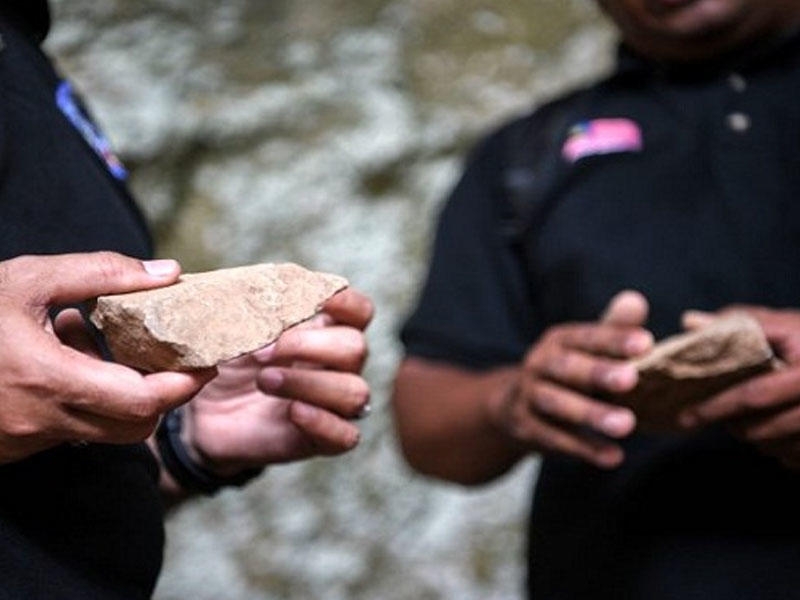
[155, 408, 264, 495]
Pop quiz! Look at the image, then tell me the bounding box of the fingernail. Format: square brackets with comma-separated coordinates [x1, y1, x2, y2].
[597, 448, 624, 469]
[259, 367, 283, 391]
[600, 411, 634, 437]
[143, 259, 179, 277]
[605, 365, 637, 390]
[356, 403, 372, 420]
[625, 332, 653, 355]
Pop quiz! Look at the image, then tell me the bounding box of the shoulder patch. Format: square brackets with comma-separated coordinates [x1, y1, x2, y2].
[55, 80, 127, 180]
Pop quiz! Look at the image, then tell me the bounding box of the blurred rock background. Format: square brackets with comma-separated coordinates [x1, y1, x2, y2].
[47, 1, 615, 598]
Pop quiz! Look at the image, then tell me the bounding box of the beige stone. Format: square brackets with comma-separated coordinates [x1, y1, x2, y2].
[618, 313, 778, 431]
[90, 263, 348, 372]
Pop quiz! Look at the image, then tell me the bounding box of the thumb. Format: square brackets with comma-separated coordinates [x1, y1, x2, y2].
[1, 252, 181, 305]
[601, 290, 649, 326]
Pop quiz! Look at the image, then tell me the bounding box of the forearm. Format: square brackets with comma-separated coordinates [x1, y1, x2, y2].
[391, 357, 527, 486]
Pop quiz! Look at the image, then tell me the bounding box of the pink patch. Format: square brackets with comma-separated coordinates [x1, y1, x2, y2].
[561, 118, 643, 163]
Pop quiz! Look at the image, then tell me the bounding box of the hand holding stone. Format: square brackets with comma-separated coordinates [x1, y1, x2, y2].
[487, 290, 652, 469]
[679, 307, 800, 469]
[0, 253, 210, 464]
[183, 288, 373, 475]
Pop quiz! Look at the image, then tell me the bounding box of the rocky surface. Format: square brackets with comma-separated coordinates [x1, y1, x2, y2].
[90, 263, 347, 371]
[620, 314, 777, 430]
[47, 1, 614, 598]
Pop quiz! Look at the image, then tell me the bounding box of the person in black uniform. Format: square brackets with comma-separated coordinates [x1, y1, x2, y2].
[393, 0, 800, 598]
[0, 2, 373, 599]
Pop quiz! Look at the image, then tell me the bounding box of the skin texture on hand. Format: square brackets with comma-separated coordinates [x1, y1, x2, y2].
[181, 288, 374, 479]
[391, 290, 654, 485]
[485, 290, 653, 469]
[679, 307, 800, 469]
[0, 252, 211, 464]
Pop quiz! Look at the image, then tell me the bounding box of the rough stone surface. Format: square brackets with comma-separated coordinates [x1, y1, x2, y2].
[619, 313, 778, 430]
[90, 263, 347, 372]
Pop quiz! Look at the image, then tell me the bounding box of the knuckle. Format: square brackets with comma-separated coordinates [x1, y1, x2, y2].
[0, 256, 38, 299]
[530, 383, 559, 416]
[0, 413, 41, 440]
[92, 251, 128, 282]
[545, 352, 572, 379]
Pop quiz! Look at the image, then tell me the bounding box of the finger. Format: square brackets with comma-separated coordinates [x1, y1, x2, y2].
[533, 348, 639, 394]
[258, 367, 370, 418]
[557, 323, 653, 358]
[271, 326, 368, 372]
[59, 351, 213, 421]
[681, 310, 716, 331]
[510, 411, 626, 469]
[322, 288, 374, 330]
[288, 402, 360, 455]
[53, 308, 102, 358]
[728, 403, 800, 443]
[527, 380, 636, 438]
[59, 406, 161, 444]
[0, 252, 181, 306]
[601, 290, 649, 326]
[680, 368, 800, 428]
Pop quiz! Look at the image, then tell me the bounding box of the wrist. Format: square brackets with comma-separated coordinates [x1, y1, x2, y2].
[483, 373, 526, 448]
[155, 408, 264, 496]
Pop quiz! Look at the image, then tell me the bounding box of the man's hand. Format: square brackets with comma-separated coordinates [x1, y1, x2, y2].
[486, 290, 653, 468]
[0, 253, 211, 464]
[679, 307, 800, 469]
[181, 288, 374, 477]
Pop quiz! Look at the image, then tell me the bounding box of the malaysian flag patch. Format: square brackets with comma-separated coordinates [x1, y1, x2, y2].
[561, 118, 643, 163]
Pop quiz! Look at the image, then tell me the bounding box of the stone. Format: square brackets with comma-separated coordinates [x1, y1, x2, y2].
[90, 263, 348, 372]
[618, 313, 778, 431]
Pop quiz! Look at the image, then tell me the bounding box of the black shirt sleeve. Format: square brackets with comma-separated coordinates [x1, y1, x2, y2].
[400, 122, 537, 370]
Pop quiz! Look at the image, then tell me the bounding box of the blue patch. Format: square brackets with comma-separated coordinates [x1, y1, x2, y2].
[56, 80, 128, 181]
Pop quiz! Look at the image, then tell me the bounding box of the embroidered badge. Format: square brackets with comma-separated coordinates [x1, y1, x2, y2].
[561, 118, 643, 164]
[55, 80, 128, 180]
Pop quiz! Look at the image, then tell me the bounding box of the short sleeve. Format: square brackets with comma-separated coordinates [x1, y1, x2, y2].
[400, 121, 537, 370]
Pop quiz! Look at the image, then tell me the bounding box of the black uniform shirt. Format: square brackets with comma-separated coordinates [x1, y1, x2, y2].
[0, 3, 164, 598]
[402, 33, 800, 600]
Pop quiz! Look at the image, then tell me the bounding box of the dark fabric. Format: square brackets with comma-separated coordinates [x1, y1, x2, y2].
[0, 0, 50, 43]
[401, 32, 800, 600]
[0, 5, 164, 599]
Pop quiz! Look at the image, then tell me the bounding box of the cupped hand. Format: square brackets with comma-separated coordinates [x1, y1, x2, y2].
[487, 290, 653, 469]
[0, 253, 210, 464]
[185, 288, 374, 475]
